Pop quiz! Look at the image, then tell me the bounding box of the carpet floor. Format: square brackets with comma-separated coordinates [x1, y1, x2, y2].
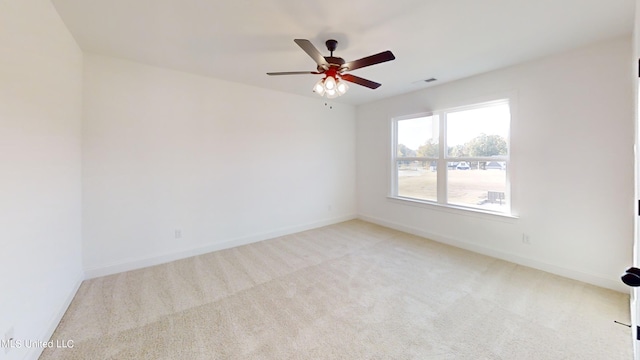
[40, 220, 631, 359]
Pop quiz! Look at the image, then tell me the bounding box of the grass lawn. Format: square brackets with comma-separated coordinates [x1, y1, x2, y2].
[398, 166, 506, 209]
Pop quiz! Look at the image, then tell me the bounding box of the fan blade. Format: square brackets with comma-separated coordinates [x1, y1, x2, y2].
[294, 39, 329, 69]
[341, 74, 381, 89]
[343, 50, 395, 72]
[267, 71, 322, 76]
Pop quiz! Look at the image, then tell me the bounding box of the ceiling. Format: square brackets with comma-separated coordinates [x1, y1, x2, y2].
[51, 0, 635, 105]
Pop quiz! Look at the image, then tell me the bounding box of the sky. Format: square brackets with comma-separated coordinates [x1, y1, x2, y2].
[398, 103, 510, 151]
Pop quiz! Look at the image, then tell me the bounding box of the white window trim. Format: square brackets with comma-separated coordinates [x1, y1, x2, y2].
[390, 97, 514, 217]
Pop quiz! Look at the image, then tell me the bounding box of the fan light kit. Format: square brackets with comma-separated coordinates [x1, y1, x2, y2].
[267, 39, 395, 98]
[313, 70, 349, 98]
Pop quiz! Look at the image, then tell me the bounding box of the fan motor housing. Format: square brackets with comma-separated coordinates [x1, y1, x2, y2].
[324, 56, 345, 66]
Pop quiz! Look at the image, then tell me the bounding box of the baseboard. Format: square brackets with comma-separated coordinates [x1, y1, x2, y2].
[358, 214, 627, 293]
[26, 272, 84, 360]
[84, 214, 357, 279]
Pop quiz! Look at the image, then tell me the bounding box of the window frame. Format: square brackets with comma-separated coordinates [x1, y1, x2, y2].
[390, 98, 512, 216]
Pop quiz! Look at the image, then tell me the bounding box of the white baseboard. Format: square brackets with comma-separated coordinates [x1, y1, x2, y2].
[83, 212, 626, 292]
[358, 214, 627, 293]
[84, 214, 357, 279]
[26, 272, 84, 360]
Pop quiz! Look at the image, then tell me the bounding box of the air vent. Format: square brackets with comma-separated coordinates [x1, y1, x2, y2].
[411, 77, 438, 85]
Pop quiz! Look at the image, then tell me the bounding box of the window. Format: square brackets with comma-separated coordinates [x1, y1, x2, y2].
[391, 99, 511, 213]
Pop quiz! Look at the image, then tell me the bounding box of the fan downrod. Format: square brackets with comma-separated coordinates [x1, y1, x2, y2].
[326, 39, 338, 56]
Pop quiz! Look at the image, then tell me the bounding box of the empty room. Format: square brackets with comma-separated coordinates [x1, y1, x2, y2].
[2, 0, 640, 359]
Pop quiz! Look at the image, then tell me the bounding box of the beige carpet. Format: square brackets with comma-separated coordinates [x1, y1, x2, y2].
[40, 220, 631, 359]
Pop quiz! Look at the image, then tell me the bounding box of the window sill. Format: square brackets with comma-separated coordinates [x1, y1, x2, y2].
[387, 196, 519, 222]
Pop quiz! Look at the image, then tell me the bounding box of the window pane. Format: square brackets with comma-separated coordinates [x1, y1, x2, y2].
[397, 116, 438, 158]
[398, 160, 437, 202]
[447, 162, 507, 211]
[446, 103, 509, 158]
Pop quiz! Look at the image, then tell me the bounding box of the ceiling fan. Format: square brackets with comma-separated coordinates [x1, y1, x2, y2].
[267, 39, 395, 98]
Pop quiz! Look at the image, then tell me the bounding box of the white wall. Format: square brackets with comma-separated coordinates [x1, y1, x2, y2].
[82, 54, 356, 277]
[357, 36, 634, 292]
[0, 0, 84, 359]
[631, 2, 640, 357]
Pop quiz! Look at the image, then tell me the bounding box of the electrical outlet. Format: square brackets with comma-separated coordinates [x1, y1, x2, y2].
[175, 229, 182, 239]
[522, 234, 531, 245]
[3, 327, 14, 354]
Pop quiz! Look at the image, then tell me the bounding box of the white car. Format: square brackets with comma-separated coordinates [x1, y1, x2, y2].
[456, 162, 470, 170]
